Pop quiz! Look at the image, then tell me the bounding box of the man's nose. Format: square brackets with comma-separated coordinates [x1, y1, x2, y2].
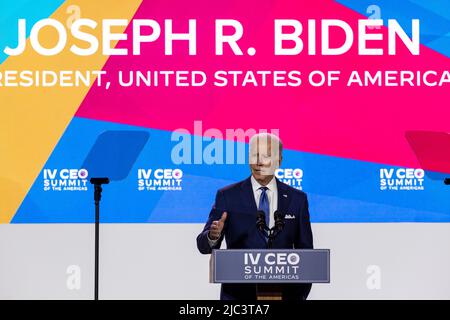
[256, 156, 264, 166]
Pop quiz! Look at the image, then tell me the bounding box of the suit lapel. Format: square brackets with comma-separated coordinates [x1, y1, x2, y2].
[240, 176, 257, 212]
[276, 179, 291, 214]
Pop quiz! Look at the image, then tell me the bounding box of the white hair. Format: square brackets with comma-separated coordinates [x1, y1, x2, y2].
[249, 132, 283, 155]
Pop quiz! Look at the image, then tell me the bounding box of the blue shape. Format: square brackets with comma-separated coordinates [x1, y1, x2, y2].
[408, 0, 450, 21]
[426, 31, 450, 58]
[82, 131, 149, 181]
[148, 174, 234, 223]
[0, 0, 65, 64]
[12, 116, 450, 223]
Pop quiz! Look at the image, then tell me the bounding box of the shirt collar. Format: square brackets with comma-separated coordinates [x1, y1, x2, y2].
[251, 175, 277, 193]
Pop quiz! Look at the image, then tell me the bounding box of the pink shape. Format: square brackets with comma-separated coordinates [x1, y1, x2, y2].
[76, 0, 450, 173]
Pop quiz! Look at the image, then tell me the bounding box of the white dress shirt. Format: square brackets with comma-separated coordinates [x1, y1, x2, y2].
[208, 176, 278, 247]
[251, 175, 278, 229]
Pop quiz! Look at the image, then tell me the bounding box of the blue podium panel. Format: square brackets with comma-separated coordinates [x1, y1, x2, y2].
[212, 249, 330, 284]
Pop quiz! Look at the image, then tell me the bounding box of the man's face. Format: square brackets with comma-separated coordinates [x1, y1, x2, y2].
[249, 136, 281, 183]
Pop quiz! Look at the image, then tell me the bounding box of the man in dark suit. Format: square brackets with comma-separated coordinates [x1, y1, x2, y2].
[197, 133, 313, 300]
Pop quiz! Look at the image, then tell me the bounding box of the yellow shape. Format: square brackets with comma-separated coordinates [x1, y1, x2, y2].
[0, 0, 142, 223]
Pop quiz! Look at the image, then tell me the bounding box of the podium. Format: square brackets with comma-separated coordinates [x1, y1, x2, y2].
[210, 249, 330, 300]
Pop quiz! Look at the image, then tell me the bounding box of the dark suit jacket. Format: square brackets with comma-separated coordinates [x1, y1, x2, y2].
[196, 176, 313, 300]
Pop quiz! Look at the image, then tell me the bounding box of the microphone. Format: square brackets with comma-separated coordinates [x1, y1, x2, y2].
[274, 210, 285, 232]
[256, 210, 267, 232]
[90, 177, 110, 203]
[90, 177, 110, 185]
[445, 178, 450, 185]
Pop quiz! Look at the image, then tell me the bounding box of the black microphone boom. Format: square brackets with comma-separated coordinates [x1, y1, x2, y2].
[273, 210, 285, 232]
[256, 210, 267, 232]
[256, 210, 286, 248]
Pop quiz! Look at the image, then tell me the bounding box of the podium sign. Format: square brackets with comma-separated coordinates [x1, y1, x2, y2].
[211, 249, 330, 283]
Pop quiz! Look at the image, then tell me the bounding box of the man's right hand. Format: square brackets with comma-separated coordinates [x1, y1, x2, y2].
[208, 211, 227, 240]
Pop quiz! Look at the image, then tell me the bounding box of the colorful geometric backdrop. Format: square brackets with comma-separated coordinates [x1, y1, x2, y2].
[1, 0, 449, 224]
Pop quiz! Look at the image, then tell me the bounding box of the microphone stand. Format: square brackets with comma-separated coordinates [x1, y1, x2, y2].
[267, 228, 276, 249]
[94, 184, 101, 301]
[255, 212, 285, 300]
[90, 177, 109, 301]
